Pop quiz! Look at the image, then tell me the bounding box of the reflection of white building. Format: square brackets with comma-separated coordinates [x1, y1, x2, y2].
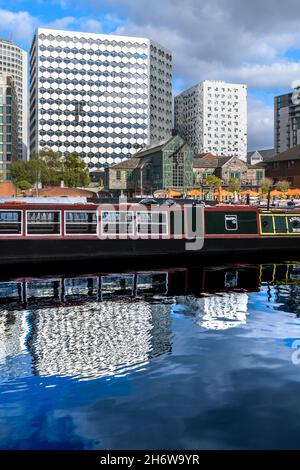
[0, 309, 32, 380]
[0, 310, 29, 360]
[175, 293, 249, 330]
[29, 301, 171, 380]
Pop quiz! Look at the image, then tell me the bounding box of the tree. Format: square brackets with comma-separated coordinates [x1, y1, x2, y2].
[275, 180, 291, 193]
[203, 175, 222, 191]
[63, 152, 90, 187]
[36, 148, 63, 185]
[259, 178, 273, 197]
[11, 149, 90, 189]
[18, 180, 32, 190]
[228, 177, 241, 194]
[11, 158, 48, 187]
[202, 175, 223, 200]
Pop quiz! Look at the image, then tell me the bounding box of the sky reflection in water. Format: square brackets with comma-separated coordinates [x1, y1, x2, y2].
[0, 264, 300, 449]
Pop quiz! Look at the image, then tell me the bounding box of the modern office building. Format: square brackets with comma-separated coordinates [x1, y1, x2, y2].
[30, 28, 173, 173]
[174, 80, 247, 160]
[0, 75, 18, 179]
[0, 39, 28, 160]
[274, 87, 300, 154]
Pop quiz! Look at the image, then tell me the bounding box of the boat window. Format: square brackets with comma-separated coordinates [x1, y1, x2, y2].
[136, 212, 168, 235]
[65, 211, 97, 235]
[27, 211, 61, 235]
[274, 216, 288, 234]
[101, 211, 133, 235]
[225, 215, 238, 231]
[0, 210, 22, 235]
[260, 215, 274, 234]
[287, 216, 300, 234]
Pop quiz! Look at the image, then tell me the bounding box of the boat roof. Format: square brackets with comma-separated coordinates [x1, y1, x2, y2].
[0, 197, 89, 204]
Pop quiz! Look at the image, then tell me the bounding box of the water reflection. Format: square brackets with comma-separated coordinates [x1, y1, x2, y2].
[0, 263, 299, 382]
[27, 301, 171, 380]
[175, 293, 249, 330]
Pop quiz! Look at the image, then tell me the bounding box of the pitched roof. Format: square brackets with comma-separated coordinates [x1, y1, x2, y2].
[247, 148, 275, 162]
[259, 149, 275, 159]
[266, 145, 300, 162]
[109, 158, 142, 170]
[133, 136, 175, 158]
[193, 155, 234, 168]
[215, 156, 234, 167]
[24, 186, 95, 198]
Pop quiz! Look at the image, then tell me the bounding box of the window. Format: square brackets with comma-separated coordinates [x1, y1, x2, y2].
[0, 210, 22, 235]
[230, 171, 241, 180]
[65, 211, 97, 235]
[137, 212, 168, 235]
[202, 172, 212, 180]
[172, 150, 184, 187]
[256, 170, 264, 181]
[101, 211, 133, 235]
[116, 170, 121, 180]
[225, 215, 238, 231]
[27, 211, 61, 235]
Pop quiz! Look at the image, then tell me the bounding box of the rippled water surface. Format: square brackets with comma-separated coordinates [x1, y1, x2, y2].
[1, 264, 300, 449]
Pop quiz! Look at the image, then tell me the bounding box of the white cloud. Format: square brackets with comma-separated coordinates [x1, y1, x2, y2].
[0, 9, 38, 44]
[79, 18, 102, 33]
[49, 16, 76, 30]
[248, 99, 274, 150]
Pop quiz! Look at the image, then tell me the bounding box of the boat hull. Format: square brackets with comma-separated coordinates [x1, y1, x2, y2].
[0, 237, 299, 268]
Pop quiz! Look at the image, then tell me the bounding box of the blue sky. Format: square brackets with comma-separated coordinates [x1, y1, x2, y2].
[1, 0, 300, 150]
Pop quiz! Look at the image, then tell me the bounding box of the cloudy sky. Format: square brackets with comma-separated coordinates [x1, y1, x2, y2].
[1, 0, 300, 150]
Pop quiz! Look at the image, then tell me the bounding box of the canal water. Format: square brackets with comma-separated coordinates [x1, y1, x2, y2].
[1, 262, 300, 450]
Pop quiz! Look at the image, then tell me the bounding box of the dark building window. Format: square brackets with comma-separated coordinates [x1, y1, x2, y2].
[172, 151, 184, 187]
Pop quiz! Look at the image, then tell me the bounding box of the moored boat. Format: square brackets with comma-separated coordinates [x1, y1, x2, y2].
[0, 197, 299, 267]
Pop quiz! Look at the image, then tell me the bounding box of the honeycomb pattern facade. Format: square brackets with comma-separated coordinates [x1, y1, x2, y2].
[30, 28, 173, 171]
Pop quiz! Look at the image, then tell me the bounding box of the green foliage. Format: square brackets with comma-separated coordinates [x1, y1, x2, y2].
[18, 180, 32, 190]
[259, 178, 273, 196]
[11, 148, 90, 188]
[11, 158, 49, 186]
[203, 175, 223, 190]
[275, 179, 291, 193]
[63, 152, 90, 187]
[228, 177, 241, 194]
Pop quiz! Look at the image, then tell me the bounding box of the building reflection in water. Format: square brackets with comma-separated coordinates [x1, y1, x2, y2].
[28, 301, 172, 380]
[174, 293, 249, 330]
[0, 264, 299, 381]
[0, 272, 173, 382]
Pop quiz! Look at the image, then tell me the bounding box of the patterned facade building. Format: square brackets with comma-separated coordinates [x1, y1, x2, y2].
[0, 39, 28, 161]
[30, 28, 172, 173]
[174, 80, 247, 161]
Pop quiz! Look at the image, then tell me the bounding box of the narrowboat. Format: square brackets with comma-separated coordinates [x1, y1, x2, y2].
[0, 197, 299, 268]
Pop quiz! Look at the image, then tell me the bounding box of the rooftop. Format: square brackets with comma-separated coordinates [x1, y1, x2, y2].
[266, 145, 300, 163]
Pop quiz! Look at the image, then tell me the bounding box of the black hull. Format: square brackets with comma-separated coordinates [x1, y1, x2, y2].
[0, 237, 299, 276]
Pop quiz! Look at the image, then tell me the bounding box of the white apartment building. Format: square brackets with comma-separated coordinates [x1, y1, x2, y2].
[0, 39, 28, 161]
[30, 28, 172, 173]
[174, 80, 247, 160]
